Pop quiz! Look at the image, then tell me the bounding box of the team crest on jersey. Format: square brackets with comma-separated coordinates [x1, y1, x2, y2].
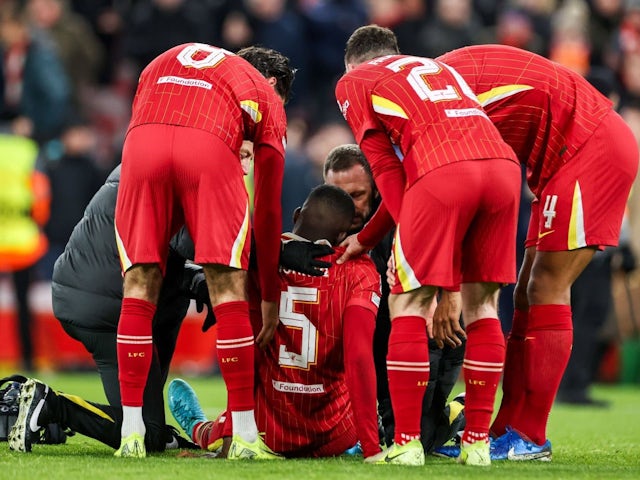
[338, 99, 350, 120]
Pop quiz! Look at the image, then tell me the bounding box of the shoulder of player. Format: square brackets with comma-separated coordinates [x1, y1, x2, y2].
[343, 62, 386, 80]
[333, 247, 377, 270]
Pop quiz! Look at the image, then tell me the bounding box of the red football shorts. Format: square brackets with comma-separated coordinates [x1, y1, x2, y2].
[254, 386, 357, 457]
[392, 158, 521, 293]
[525, 110, 639, 251]
[115, 124, 251, 273]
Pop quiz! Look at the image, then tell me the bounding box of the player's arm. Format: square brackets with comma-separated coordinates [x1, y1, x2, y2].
[252, 142, 285, 347]
[335, 79, 401, 263]
[356, 199, 395, 249]
[336, 76, 405, 222]
[336, 131, 404, 265]
[359, 129, 406, 222]
[343, 304, 380, 459]
[432, 289, 465, 348]
[343, 261, 382, 459]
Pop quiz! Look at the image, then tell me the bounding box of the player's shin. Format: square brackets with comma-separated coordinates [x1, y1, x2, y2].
[514, 304, 572, 445]
[213, 301, 258, 443]
[461, 318, 505, 446]
[491, 309, 527, 436]
[116, 297, 155, 439]
[386, 316, 429, 445]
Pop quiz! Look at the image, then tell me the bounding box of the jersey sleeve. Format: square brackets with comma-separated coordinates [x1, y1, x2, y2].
[252, 89, 287, 302]
[345, 257, 381, 314]
[359, 130, 406, 222]
[356, 200, 395, 249]
[335, 75, 382, 144]
[343, 305, 380, 458]
[252, 93, 287, 158]
[253, 142, 285, 302]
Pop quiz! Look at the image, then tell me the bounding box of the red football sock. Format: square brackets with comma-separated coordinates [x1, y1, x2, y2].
[214, 301, 255, 412]
[194, 411, 232, 450]
[117, 297, 156, 406]
[192, 421, 209, 449]
[512, 304, 572, 445]
[386, 316, 429, 445]
[491, 309, 527, 436]
[461, 318, 505, 445]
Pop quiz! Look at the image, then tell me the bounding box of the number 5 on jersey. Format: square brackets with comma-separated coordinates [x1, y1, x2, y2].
[278, 287, 318, 369]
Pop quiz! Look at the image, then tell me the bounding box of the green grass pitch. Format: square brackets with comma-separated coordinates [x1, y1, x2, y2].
[1, 371, 639, 479]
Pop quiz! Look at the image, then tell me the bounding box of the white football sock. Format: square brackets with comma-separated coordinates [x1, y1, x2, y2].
[121, 406, 145, 438]
[231, 410, 258, 443]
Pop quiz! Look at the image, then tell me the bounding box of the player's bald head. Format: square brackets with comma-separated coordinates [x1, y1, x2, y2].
[293, 185, 355, 246]
[344, 24, 400, 68]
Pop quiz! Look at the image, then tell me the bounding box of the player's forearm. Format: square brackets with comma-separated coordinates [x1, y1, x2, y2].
[357, 201, 395, 248]
[253, 144, 284, 302]
[359, 131, 405, 221]
[343, 305, 380, 458]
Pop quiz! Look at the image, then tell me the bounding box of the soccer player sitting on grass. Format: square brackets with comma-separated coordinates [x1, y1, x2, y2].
[323, 144, 466, 454]
[169, 184, 383, 460]
[6, 143, 331, 456]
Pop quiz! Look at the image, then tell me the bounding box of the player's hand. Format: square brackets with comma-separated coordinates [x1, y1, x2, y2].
[425, 295, 437, 339]
[386, 255, 396, 287]
[239, 140, 254, 175]
[256, 300, 279, 349]
[432, 290, 465, 348]
[280, 240, 333, 276]
[336, 234, 367, 264]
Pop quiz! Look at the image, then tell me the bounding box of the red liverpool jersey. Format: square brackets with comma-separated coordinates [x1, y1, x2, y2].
[335, 54, 517, 186]
[438, 45, 613, 196]
[127, 43, 287, 158]
[252, 239, 381, 454]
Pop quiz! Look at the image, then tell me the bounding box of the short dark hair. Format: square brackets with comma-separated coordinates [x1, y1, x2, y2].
[323, 144, 372, 181]
[344, 24, 400, 66]
[237, 46, 295, 103]
[300, 185, 355, 244]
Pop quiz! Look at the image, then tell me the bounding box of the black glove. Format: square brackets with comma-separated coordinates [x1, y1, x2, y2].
[181, 264, 217, 332]
[190, 272, 217, 332]
[280, 241, 334, 276]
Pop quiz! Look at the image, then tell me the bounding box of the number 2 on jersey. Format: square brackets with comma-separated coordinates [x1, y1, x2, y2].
[385, 56, 478, 104]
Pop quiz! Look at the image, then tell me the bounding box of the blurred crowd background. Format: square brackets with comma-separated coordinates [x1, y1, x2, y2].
[1, 0, 640, 396]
